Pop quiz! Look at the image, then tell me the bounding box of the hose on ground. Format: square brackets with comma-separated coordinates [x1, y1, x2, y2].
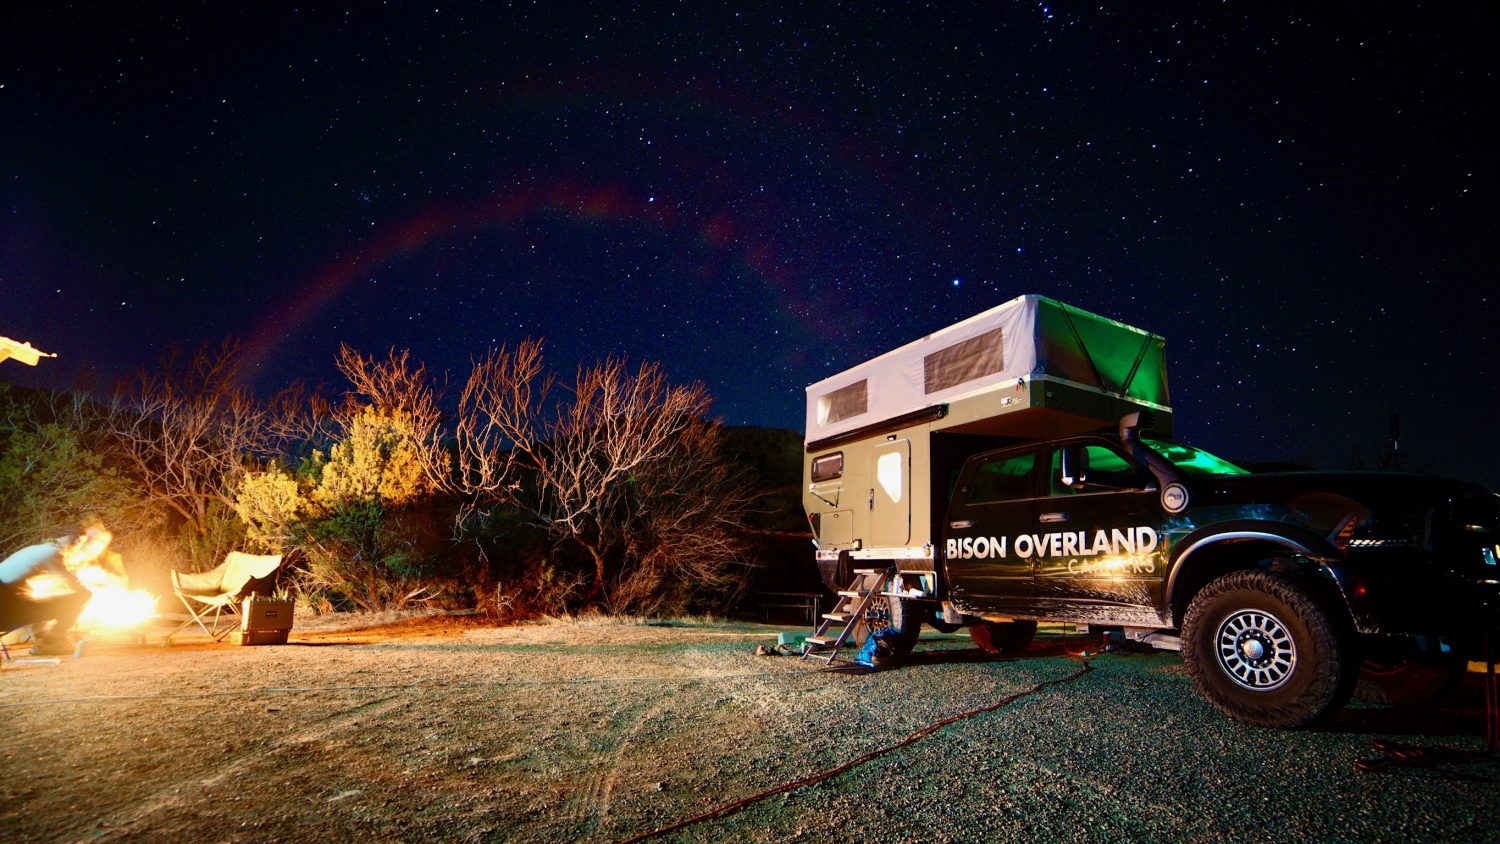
[615, 652, 1097, 844]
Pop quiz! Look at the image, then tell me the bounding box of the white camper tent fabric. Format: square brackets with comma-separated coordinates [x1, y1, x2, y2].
[805, 295, 1042, 440]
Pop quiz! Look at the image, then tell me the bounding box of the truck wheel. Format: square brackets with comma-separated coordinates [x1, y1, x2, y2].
[1182, 570, 1354, 728]
[1354, 651, 1464, 707]
[854, 595, 922, 665]
[968, 620, 1038, 655]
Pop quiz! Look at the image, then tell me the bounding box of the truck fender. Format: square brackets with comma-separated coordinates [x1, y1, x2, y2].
[1165, 520, 1343, 626]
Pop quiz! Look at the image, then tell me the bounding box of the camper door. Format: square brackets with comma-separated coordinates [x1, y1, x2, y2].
[870, 439, 911, 547]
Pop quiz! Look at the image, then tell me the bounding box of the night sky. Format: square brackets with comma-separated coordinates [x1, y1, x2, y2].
[3, 4, 1495, 485]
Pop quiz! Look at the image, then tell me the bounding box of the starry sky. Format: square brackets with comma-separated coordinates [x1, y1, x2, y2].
[3, 3, 1496, 485]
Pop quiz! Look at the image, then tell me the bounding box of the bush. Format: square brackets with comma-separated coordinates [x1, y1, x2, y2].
[297, 501, 440, 612]
[0, 407, 162, 550]
[234, 402, 451, 612]
[176, 499, 247, 573]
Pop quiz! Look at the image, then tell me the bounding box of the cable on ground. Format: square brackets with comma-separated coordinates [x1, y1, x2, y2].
[615, 650, 1098, 844]
[1356, 589, 1499, 776]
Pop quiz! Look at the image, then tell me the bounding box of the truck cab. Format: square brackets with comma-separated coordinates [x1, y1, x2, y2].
[943, 431, 1184, 628]
[935, 417, 1499, 727]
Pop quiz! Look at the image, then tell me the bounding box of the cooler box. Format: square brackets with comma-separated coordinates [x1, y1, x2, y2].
[234, 596, 293, 646]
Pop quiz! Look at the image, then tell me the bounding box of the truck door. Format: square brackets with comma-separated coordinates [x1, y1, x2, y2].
[1033, 440, 1166, 626]
[941, 446, 1041, 614]
[870, 438, 911, 548]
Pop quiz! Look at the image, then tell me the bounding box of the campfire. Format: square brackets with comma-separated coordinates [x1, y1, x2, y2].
[23, 528, 157, 635]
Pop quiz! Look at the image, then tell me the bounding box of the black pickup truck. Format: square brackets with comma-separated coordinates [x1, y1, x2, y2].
[831, 413, 1500, 728]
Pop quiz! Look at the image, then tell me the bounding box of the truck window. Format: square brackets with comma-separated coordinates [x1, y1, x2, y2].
[1050, 444, 1143, 495]
[967, 452, 1037, 503]
[1143, 438, 1249, 476]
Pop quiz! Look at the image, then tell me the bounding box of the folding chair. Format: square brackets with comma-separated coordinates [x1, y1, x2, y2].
[166, 552, 282, 643]
[1, 625, 29, 662]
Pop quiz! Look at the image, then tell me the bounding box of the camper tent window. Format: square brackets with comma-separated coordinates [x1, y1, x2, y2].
[924, 327, 1005, 394]
[817, 380, 868, 426]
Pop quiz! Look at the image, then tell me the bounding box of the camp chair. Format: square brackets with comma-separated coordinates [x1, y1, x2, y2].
[1, 624, 28, 662]
[166, 552, 282, 643]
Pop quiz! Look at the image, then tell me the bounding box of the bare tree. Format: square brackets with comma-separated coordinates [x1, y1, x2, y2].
[453, 340, 756, 608]
[451, 338, 550, 509]
[332, 344, 448, 483]
[606, 414, 757, 613]
[261, 379, 335, 460]
[108, 340, 277, 543]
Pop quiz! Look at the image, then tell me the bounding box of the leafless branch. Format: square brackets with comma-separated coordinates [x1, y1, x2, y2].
[452, 340, 757, 609]
[108, 339, 274, 539]
[335, 344, 449, 484]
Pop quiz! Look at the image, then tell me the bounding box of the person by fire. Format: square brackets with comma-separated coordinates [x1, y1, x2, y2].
[0, 526, 111, 656]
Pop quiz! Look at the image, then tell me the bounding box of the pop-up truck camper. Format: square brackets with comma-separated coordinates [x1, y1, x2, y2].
[801, 294, 1499, 728]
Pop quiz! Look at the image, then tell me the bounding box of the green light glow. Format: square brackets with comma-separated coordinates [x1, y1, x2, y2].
[1145, 438, 1248, 476]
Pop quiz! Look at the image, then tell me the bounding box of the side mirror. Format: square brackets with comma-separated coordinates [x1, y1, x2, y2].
[1059, 445, 1088, 489]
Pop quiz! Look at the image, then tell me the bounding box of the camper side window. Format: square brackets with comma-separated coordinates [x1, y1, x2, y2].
[967, 452, 1037, 503]
[811, 452, 844, 482]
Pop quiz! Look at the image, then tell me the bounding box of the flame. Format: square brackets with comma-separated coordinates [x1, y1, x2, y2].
[24, 572, 74, 600]
[77, 583, 158, 630]
[23, 529, 158, 633]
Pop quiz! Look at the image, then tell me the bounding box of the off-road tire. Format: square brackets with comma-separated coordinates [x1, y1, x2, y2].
[1354, 650, 1465, 708]
[1182, 570, 1355, 728]
[968, 620, 1038, 656]
[854, 594, 923, 666]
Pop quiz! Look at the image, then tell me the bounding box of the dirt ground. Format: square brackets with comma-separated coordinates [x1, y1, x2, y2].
[4, 613, 1500, 843]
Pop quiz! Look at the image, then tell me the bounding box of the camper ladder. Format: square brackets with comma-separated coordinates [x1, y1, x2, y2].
[801, 567, 894, 664]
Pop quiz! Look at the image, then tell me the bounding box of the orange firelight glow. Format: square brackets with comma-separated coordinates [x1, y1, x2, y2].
[23, 528, 157, 633]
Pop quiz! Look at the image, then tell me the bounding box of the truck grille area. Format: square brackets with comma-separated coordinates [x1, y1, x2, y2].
[1344, 507, 1429, 550]
[1336, 494, 1498, 644]
[1435, 494, 1500, 579]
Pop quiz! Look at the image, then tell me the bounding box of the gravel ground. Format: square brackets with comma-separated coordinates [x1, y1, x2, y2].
[2, 615, 1498, 842]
